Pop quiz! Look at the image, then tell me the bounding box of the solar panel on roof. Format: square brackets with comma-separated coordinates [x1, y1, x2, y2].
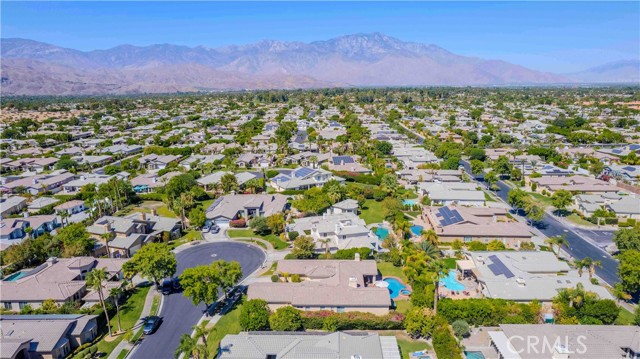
[437, 207, 463, 226]
[207, 197, 224, 212]
[332, 156, 355, 165]
[612, 150, 622, 154]
[488, 255, 514, 278]
[293, 167, 314, 178]
[623, 166, 637, 172]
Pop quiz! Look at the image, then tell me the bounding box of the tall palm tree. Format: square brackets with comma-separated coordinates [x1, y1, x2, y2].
[420, 229, 439, 246]
[87, 268, 112, 337]
[429, 259, 449, 315]
[101, 230, 114, 258]
[545, 235, 568, 259]
[318, 237, 332, 256]
[612, 283, 631, 304]
[109, 285, 123, 333]
[587, 259, 601, 279]
[192, 322, 213, 358]
[573, 259, 587, 277]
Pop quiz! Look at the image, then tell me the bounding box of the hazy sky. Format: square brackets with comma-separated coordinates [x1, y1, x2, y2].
[2, 1, 639, 73]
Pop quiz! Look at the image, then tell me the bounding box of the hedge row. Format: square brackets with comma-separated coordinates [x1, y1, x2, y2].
[300, 310, 405, 330]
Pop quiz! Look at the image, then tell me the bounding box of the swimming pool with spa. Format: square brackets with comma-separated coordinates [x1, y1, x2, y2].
[383, 278, 407, 299]
[375, 227, 389, 240]
[440, 271, 465, 291]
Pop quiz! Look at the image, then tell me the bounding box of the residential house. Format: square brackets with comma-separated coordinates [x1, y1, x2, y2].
[197, 171, 258, 192]
[0, 257, 126, 311]
[289, 212, 377, 251]
[53, 200, 87, 216]
[330, 199, 359, 215]
[27, 197, 60, 213]
[489, 324, 640, 359]
[130, 172, 181, 193]
[0, 196, 27, 217]
[5, 158, 59, 173]
[529, 176, 619, 195]
[137, 154, 181, 170]
[270, 167, 344, 191]
[419, 182, 485, 207]
[205, 194, 288, 226]
[218, 332, 401, 359]
[424, 206, 532, 248]
[603, 164, 640, 185]
[0, 215, 59, 248]
[179, 154, 225, 170]
[0, 314, 99, 359]
[328, 156, 371, 174]
[248, 259, 391, 314]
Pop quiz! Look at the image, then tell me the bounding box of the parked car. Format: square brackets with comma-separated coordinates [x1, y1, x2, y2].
[201, 223, 211, 232]
[172, 277, 181, 291]
[210, 225, 220, 234]
[143, 316, 162, 335]
[161, 278, 173, 295]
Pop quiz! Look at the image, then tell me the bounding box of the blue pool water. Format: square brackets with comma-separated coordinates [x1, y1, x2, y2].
[440, 271, 465, 291]
[402, 199, 417, 206]
[410, 225, 423, 236]
[384, 278, 406, 299]
[3, 271, 28, 281]
[375, 227, 389, 240]
[464, 351, 486, 359]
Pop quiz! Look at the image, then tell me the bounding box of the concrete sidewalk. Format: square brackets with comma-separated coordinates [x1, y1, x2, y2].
[107, 283, 160, 359]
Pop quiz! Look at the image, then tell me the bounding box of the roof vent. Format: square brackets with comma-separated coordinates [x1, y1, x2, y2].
[516, 277, 526, 286]
[351, 355, 362, 359]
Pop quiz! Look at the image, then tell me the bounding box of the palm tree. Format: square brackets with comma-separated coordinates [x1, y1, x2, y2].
[87, 268, 112, 337]
[587, 259, 601, 279]
[420, 229, 439, 246]
[430, 259, 449, 315]
[418, 241, 440, 259]
[175, 193, 194, 230]
[318, 237, 332, 256]
[573, 259, 587, 277]
[101, 230, 114, 258]
[545, 235, 568, 259]
[174, 334, 203, 359]
[60, 211, 70, 228]
[612, 283, 631, 304]
[192, 322, 213, 358]
[109, 285, 123, 333]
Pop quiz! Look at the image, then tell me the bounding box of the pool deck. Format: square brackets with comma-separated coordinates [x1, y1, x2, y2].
[438, 275, 481, 299]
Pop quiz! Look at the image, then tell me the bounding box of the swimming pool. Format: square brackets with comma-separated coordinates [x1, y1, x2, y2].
[384, 278, 406, 299]
[375, 227, 389, 240]
[440, 271, 465, 291]
[464, 351, 486, 359]
[402, 199, 417, 206]
[3, 271, 28, 281]
[410, 225, 423, 236]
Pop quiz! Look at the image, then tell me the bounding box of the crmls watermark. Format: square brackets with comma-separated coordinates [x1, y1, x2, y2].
[507, 335, 588, 355]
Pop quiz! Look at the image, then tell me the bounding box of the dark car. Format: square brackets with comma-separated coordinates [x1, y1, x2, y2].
[143, 316, 162, 335]
[172, 277, 181, 291]
[161, 278, 173, 295]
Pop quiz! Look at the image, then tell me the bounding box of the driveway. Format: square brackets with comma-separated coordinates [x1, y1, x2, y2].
[131, 242, 265, 359]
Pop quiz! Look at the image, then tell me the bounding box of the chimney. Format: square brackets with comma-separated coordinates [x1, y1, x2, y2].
[151, 208, 157, 217]
[47, 257, 58, 265]
[23, 212, 29, 218]
[335, 223, 340, 233]
[139, 212, 146, 221]
[80, 175, 86, 181]
[32, 178, 38, 185]
[152, 176, 157, 183]
[354, 252, 361, 261]
[105, 222, 112, 232]
[348, 276, 358, 288]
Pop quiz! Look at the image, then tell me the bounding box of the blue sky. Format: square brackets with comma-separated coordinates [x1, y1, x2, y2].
[2, 1, 638, 73]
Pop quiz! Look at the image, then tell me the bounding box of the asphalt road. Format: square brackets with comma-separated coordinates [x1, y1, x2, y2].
[459, 160, 619, 286]
[131, 241, 265, 359]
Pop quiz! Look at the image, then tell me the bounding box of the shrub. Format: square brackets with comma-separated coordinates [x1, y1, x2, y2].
[229, 218, 247, 228]
[410, 281, 434, 309]
[432, 316, 463, 359]
[322, 316, 339, 331]
[239, 299, 270, 331]
[269, 306, 302, 331]
[452, 319, 470, 338]
[333, 247, 372, 260]
[281, 189, 306, 195]
[287, 231, 299, 241]
[249, 216, 270, 235]
[138, 193, 166, 202]
[438, 298, 539, 326]
[405, 307, 436, 338]
[466, 241, 487, 251]
[300, 311, 405, 330]
[531, 182, 538, 192]
[290, 274, 301, 283]
[270, 274, 279, 282]
[372, 189, 387, 201]
[266, 170, 280, 179]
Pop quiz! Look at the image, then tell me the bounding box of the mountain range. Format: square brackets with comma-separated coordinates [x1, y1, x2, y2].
[1, 33, 638, 95]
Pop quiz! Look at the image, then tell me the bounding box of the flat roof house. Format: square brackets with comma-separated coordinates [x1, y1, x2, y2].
[248, 259, 391, 315]
[218, 332, 401, 359]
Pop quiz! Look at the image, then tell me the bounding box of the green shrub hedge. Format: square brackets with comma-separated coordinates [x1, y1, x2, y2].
[301, 311, 405, 330]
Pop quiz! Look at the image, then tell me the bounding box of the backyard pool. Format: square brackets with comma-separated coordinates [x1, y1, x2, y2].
[440, 271, 465, 291]
[383, 278, 407, 299]
[464, 351, 486, 359]
[410, 225, 423, 236]
[375, 227, 389, 240]
[402, 199, 417, 206]
[3, 270, 28, 281]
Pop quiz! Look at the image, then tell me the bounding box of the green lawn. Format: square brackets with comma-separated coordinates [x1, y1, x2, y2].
[397, 338, 432, 359]
[240, 239, 268, 250]
[227, 229, 288, 250]
[565, 213, 595, 227]
[168, 230, 202, 249]
[377, 261, 407, 282]
[615, 307, 635, 325]
[94, 286, 150, 357]
[155, 205, 177, 218]
[442, 257, 457, 269]
[528, 192, 554, 207]
[206, 297, 244, 354]
[261, 262, 278, 277]
[150, 295, 160, 316]
[361, 199, 385, 224]
[394, 300, 412, 314]
[484, 192, 496, 202]
[116, 349, 129, 359]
